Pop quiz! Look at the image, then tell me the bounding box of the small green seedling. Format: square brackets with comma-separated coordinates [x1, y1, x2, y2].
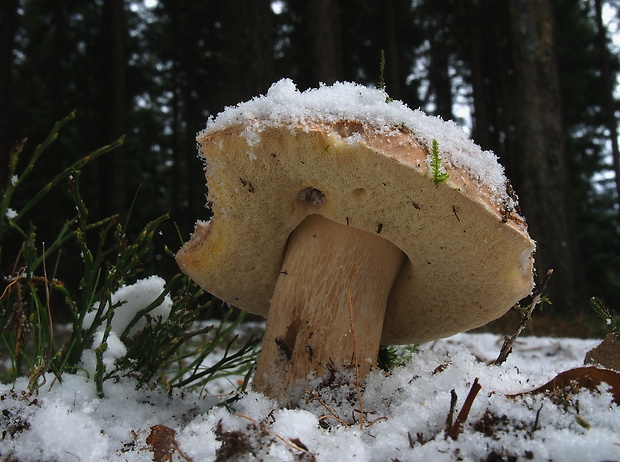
[430, 139, 449, 186]
[378, 50, 393, 103]
[377, 344, 419, 370]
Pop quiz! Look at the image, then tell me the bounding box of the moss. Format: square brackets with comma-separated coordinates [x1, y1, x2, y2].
[430, 139, 449, 186]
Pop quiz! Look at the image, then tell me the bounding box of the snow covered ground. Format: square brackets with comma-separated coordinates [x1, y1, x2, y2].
[1, 330, 619, 461]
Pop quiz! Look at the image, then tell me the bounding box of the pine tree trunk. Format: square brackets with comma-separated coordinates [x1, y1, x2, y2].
[383, 0, 403, 100]
[218, 0, 275, 106]
[467, 1, 513, 165]
[467, 2, 493, 150]
[0, 0, 17, 186]
[594, 0, 620, 226]
[307, 0, 342, 85]
[509, 0, 586, 313]
[427, 11, 453, 120]
[168, 0, 181, 222]
[99, 0, 127, 218]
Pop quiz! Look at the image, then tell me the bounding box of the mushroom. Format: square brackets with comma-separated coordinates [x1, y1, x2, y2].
[176, 80, 535, 403]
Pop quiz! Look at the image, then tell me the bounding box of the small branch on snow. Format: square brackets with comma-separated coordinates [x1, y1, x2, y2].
[445, 378, 482, 440]
[494, 269, 553, 366]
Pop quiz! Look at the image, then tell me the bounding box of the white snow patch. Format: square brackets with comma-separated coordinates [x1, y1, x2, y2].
[5, 208, 17, 220]
[83, 275, 172, 337]
[79, 329, 127, 379]
[2, 332, 618, 461]
[200, 79, 510, 205]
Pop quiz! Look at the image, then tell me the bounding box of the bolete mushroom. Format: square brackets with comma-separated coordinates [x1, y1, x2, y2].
[176, 80, 535, 403]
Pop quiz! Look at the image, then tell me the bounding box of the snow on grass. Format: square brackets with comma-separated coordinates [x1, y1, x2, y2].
[82, 275, 173, 337]
[1, 330, 618, 461]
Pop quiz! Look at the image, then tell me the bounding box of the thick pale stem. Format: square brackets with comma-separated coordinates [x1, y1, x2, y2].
[252, 214, 405, 402]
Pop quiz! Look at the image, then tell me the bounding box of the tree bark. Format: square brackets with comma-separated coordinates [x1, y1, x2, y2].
[168, 0, 182, 222]
[305, 0, 342, 85]
[466, 1, 492, 149]
[99, 0, 127, 218]
[509, 0, 586, 313]
[593, 0, 620, 226]
[427, 11, 453, 120]
[383, 0, 403, 100]
[217, 0, 275, 107]
[467, 1, 513, 164]
[0, 0, 18, 187]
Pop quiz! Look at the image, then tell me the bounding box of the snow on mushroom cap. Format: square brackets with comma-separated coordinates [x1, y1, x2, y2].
[201, 78, 510, 207]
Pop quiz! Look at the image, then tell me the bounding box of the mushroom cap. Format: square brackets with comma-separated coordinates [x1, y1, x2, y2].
[176, 80, 535, 345]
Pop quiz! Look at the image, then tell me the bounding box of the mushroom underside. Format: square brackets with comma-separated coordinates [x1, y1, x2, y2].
[176, 125, 535, 346]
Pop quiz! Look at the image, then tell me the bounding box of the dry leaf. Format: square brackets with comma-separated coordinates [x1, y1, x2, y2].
[289, 437, 309, 451]
[584, 334, 620, 372]
[146, 425, 177, 462]
[509, 366, 620, 404]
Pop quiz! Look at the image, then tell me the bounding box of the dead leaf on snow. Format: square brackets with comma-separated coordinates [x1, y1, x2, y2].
[146, 424, 193, 462]
[508, 366, 620, 405]
[584, 333, 620, 372]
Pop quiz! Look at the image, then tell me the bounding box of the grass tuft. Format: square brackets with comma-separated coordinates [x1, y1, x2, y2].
[0, 114, 259, 399]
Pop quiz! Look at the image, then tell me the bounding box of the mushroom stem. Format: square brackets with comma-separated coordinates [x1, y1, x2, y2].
[252, 214, 405, 402]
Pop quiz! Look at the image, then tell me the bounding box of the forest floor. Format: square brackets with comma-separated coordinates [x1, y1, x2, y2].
[1, 327, 619, 461]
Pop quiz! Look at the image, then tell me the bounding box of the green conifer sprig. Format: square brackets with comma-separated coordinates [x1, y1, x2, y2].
[590, 297, 620, 340]
[378, 50, 393, 103]
[430, 139, 449, 186]
[378, 50, 386, 91]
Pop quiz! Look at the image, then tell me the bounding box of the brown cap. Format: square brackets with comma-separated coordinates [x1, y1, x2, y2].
[176, 80, 535, 345]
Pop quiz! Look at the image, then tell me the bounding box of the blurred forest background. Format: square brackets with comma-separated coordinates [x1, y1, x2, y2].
[1, 0, 619, 330]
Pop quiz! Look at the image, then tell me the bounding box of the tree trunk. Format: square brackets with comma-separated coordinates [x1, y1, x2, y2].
[467, 1, 492, 150]
[467, 1, 513, 165]
[98, 0, 127, 218]
[593, 0, 620, 226]
[427, 12, 453, 120]
[306, 0, 342, 85]
[217, 0, 275, 107]
[0, 0, 18, 186]
[168, 0, 182, 222]
[509, 0, 586, 313]
[383, 0, 403, 100]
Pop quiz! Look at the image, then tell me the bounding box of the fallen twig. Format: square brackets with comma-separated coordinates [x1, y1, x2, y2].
[305, 390, 351, 427]
[446, 378, 482, 440]
[234, 413, 310, 452]
[445, 389, 458, 438]
[495, 269, 553, 366]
